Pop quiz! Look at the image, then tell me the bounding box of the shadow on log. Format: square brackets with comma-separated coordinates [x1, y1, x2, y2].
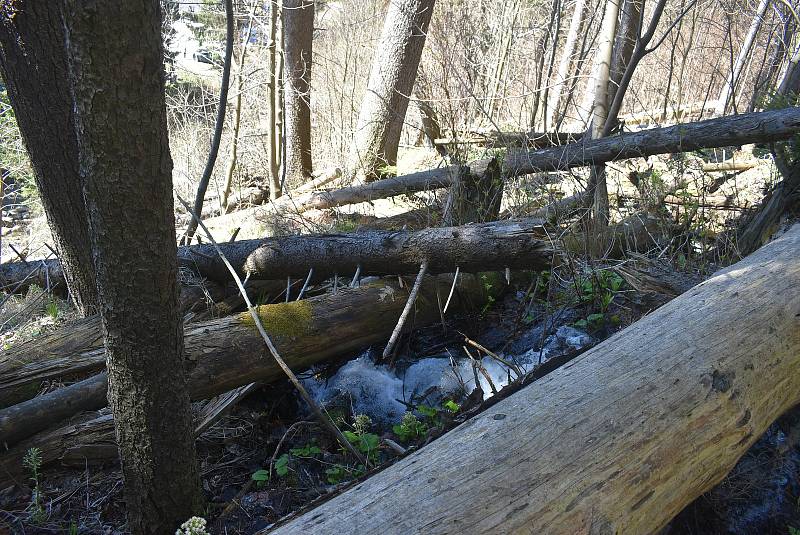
[0, 272, 511, 451]
[264, 224, 800, 534]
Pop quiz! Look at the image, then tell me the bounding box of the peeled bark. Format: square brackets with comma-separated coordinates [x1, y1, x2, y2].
[0, 2, 98, 315]
[0, 273, 505, 466]
[348, 0, 436, 182]
[283, 0, 314, 184]
[269, 223, 800, 535]
[63, 1, 202, 529]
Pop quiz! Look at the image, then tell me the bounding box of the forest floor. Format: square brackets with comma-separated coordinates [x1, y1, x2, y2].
[1, 147, 799, 534]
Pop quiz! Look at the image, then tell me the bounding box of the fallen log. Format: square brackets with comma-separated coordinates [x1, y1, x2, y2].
[0, 272, 507, 448]
[701, 160, 759, 172]
[179, 217, 551, 283]
[0, 218, 551, 292]
[267, 224, 800, 535]
[226, 107, 800, 216]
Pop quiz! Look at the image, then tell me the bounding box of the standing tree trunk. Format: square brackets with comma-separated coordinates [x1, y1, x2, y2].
[585, 0, 620, 238]
[716, 0, 770, 115]
[62, 1, 203, 532]
[347, 0, 436, 182]
[547, 0, 587, 129]
[0, 2, 98, 316]
[267, 0, 282, 198]
[282, 0, 314, 186]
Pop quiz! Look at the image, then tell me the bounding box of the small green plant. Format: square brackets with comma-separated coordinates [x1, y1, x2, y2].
[392, 412, 429, 443]
[339, 414, 380, 465]
[289, 441, 322, 459]
[325, 463, 364, 485]
[45, 299, 59, 320]
[251, 452, 292, 487]
[23, 447, 45, 523]
[787, 526, 800, 535]
[443, 399, 460, 413]
[175, 516, 210, 535]
[574, 270, 625, 331]
[480, 274, 497, 315]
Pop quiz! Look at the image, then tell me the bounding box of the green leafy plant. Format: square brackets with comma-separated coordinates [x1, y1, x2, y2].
[23, 447, 45, 523]
[289, 441, 322, 459]
[392, 412, 429, 443]
[480, 274, 497, 315]
[574, 270, 625, 331]
[325, 464, 364, 485]
[343, 414, 380, 464]
[443, 399, 460, 413]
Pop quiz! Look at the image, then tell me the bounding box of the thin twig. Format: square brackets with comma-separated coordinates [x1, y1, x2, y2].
[176, 194, 366, 465]
[462, 334, 523, 378]
[296, 267, 313, 301]
[442, 265, 460, 314]
[383, 260, 429, 360]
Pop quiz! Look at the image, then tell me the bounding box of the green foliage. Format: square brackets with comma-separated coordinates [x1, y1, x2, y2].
[251, 469, 270, 487]
[788, 526, 800, 535]
[289, 442, 322, 459]
[392, 412, 429, 443]
[325, 464, 364, 485]
[45, 299, 59, 320]
[443, 399, 460, 413]
[573, 269, 625, 331]
[23, 447, 45, 523]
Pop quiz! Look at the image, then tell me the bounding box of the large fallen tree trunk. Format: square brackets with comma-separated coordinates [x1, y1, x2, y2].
[266, 224, 800, 535]
[178, 217, 551, 282]
[202, 107, 799, 218]
[0, 272, 506, 448]
[0, 218, 551, 291]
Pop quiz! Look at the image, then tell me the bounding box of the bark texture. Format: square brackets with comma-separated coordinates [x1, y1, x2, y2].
[0, 273, 504, 464]
[62, 1, 202, 531]
[348, 0, 436, 181]
[269, 223, 800, 535]
[0, 218, 551, 294]
[282, 0, 314, 184]
[0, 2, 97, 315]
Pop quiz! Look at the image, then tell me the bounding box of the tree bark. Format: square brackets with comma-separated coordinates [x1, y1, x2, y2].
[283, 0, 314, 185]
[62, 1, 202, 531]
[0, 217, 551, 296]
[0, 272, 505, 462]
[585, 0, 620, 237]
[189, 107, 800, 220]
[0, 2, 97, 315]
[716, 0, 771, 115]
[267, 223, 800, 535]
[268, 0, 283, 198]
[547, 0, 587, 128]
[347, 0, 436, 182]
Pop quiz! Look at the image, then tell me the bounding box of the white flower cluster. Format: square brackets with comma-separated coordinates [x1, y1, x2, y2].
[176, 516, 210, 535]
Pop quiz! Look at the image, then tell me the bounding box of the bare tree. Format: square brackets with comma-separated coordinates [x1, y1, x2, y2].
[62, 0, 203, 532]
[283, 0, 315, 185]
[547, 0, 588, 129]
[716, 0, 771, 115]
[0, 2, 98, 315]
[348, 0, 436, 182]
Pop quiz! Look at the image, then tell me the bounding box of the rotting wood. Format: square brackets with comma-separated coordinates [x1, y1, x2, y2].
[266, 223, 800, 535]
[0, 272, 509, 448]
